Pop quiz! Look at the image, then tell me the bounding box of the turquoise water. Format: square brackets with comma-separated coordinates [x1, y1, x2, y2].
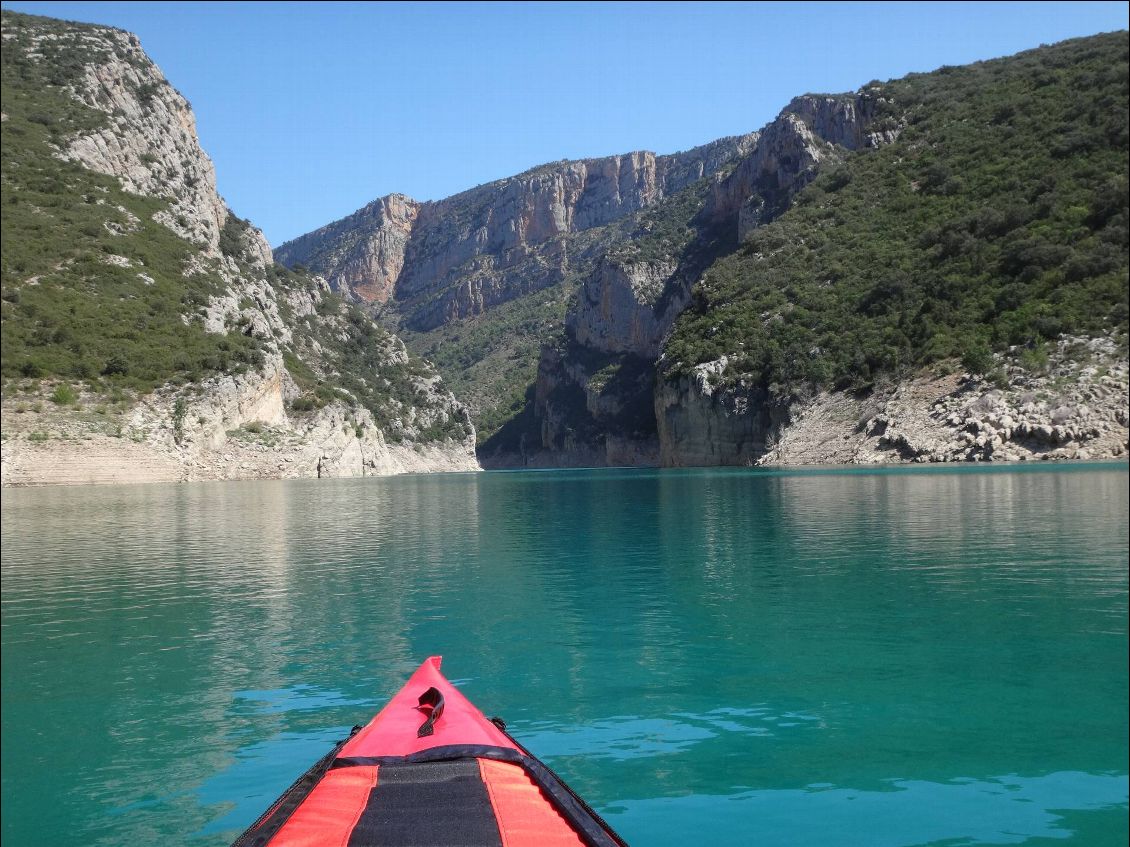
[1, 464, 1127, 846]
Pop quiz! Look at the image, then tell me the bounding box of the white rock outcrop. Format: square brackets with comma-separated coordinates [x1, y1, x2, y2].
[658, 336, 1129, 467]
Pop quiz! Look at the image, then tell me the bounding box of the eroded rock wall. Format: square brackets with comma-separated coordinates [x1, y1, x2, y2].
[656, 337, 1130, 467]
[568, 258, 682, 359]
[655, 357, 780, 467]
[275, 134, 759, 328]
[1, 14, 479, 485]
[271, 194, 421, 304]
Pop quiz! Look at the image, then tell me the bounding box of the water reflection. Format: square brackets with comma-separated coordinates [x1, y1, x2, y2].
[2, 465, 1127, 846]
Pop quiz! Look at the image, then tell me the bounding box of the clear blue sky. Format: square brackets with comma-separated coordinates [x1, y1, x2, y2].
[3, 1, 1128, 246]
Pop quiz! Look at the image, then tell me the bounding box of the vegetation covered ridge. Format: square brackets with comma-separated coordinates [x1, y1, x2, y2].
[1, 10, 474, 484]
[663, 31, 1129, 395]
[0, 11, 264, 389]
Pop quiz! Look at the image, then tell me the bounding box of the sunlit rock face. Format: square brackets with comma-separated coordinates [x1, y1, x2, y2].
[275, 134, 757, 328]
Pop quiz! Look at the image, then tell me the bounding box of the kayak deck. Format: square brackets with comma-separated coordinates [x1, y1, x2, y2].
[232, 657, 627, 847]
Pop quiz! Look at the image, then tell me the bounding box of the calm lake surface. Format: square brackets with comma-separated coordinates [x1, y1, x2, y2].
[2, 464, 1127, 846]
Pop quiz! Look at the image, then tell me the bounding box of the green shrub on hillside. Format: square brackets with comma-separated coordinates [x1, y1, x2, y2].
[1, 11, 262, 394]
[50, 383, 77, 405]
[219, 213, 251, 258]
[664, 33, 1129, 394]
[401, 281, 576, 441]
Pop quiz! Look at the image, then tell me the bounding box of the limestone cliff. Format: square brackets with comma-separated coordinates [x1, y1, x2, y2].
[276, 135, 757, 330]
[271, 194, 420, 305]
[655, 357, 777, 467]
[707, 92, 900, 240]
[0, 12, 478, 485]
[59, 27, 237, 258]
[526, 92, 900, 465]
[568, 258, 682, 359]
[658, 336, 1129, 467]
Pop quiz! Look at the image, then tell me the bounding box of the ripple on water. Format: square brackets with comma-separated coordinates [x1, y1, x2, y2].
[513, 705, 827, 764]
[608, 771, 1130, 846]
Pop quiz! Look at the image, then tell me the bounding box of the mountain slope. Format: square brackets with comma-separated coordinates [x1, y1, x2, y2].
[523, 87, 903, 465]
[275, 135, 757, 440]
[656, 32, 1128, 465]
[666, 33, 1128, 389]
[1, 11, 477, 485]
[283, 30, 1127, 468]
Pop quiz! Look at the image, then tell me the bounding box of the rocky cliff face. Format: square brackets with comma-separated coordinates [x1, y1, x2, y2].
[59, 27, 238, 258]
[0, 12, 478, 485]
[525, 92, 901, 465]
[524, 253, 688, 466]
[271, 193, 420, 304]
[707, 92, 901, 241]
[655, 357, 779, 466]
[276, 135, 757, 329]
[528, 341, 659, 467]
[657, 336, 1129, 467]
[567, 257, 681, 359]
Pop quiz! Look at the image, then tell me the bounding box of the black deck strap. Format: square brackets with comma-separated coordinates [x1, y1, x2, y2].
[333, 745, 628, 847]
[229, 725, 360, 847]
[346, 759, 503, 847]
[416, 687, 445, 738]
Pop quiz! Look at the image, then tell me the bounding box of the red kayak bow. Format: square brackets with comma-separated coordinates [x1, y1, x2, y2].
[232, 657, 627, 847]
